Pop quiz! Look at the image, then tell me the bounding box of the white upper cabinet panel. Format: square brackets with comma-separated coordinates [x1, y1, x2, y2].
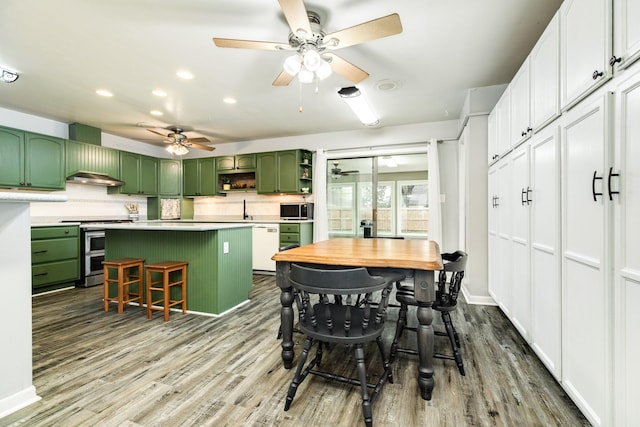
[496, 86, 511, 156]
[531, 12, 561, 132]
[613, 0, 640, 70]
[510, 59, 532, 147]
[488, 108, 498, 164]
[560, 0, 613, 110]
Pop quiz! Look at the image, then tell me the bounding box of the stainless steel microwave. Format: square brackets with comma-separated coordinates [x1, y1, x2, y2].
[280, 202, 314, 220]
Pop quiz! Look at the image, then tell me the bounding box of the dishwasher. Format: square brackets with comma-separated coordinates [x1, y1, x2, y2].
[252, 224, 280, 272]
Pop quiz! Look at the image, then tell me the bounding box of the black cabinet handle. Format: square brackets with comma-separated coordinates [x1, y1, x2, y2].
[592, 70, 604, 80]
[526, 187, 533, 205]
[592, 170, 603, 201]
[494, 196, 499, 208]
[33, 250, 48, 254]
[608, 167, 620, 200]
[34, 273, 48, 277]
[610, 56, 622, 67]
[521, 188, 527, 206]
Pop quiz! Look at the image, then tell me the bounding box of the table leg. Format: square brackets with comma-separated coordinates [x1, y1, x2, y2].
[414, 269, 435, 400]
[276, 261, 294, 369]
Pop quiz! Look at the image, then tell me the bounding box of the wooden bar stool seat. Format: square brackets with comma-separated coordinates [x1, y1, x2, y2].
[146, 261, 188, 321]
[103, 258, 145, 314]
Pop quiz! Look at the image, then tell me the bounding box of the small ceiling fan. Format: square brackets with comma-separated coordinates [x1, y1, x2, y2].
[146, 127, 215, 154]
[212, 0, 402, 86]
[331, 161, 359, 177]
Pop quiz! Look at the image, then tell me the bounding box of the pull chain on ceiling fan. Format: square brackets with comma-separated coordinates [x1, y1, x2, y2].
[212, 0, 402, 87]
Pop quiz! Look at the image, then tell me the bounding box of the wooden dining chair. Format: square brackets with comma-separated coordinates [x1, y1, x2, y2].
[389, 250, 468, 376]
[283, 263, 395, 427]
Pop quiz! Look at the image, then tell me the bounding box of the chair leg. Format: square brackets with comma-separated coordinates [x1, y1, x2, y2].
[354, 344, 372, 427]
[284, 336, 313, 411]
[442, 311, 465, 376]
[389, 303, 408, 363]
[375, 336, 393, 385]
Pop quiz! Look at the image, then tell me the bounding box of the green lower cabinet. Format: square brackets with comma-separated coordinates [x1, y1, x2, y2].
[0, 126, 65, 190]
[31, 226, 80, 294]
[279, 222, 313, 247]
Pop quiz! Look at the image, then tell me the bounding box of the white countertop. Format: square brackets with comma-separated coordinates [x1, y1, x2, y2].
[0, 191, 67, 203]
[82, 221, 254, 231]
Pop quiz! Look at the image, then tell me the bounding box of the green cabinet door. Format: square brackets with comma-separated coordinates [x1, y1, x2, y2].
[236, 154, 256, 170]
[118, 151, 140, 194]
[277, 150, 299, 193]
[139, 155, 158, 195]
[216, 156, 235, 171]
[25, 133, 65, 190]
[217, 154, 256, 171]
[257, 152, 277, 193]
[0, 127, 25, 187]
[159, 159, 181, 196]
[182, 158, 216, 196]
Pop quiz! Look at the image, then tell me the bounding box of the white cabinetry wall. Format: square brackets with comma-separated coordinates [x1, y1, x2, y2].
[487, 1, 640, 425]
[613, 66, 640, 426]
[509, 59, 532, 146]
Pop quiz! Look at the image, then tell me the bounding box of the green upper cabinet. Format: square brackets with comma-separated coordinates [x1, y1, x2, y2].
[216, 154, 256, 171]
[109, 151, 157, 195]
[158, 159, 181, 196]
[0, 126, 65, 190]
[183, 157, 216, 196]
[257, 149, 310, 194]
[65, 139, 119, 178]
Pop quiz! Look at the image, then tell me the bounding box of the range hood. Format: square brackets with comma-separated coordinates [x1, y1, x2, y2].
[66, 171, 125, 187]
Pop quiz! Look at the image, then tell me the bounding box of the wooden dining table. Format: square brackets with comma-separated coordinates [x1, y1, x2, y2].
[272, 237, 443, 400]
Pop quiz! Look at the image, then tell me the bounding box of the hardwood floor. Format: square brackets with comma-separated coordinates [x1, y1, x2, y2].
[2, 275, 590, 427]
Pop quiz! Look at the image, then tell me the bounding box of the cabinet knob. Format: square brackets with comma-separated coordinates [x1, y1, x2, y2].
[592, 70, 604, 80]
[609, 56, 622, 67]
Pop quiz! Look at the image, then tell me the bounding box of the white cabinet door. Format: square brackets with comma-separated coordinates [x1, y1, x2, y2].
[509, 143, 531, 339]
[510, 59, 532, 147]
[613, 0, 640, 70]
[560, 0, 613, 110]
[488, 165, 500, 303]
[529, 124, 562, 380]
[496, 155, 513, 316]
[561, 93, 613, 427]
[531, 11, 561, 132]
[488, 108, 498, 164]
[496, 87, 511, 157]
[613, 67, 640, 426]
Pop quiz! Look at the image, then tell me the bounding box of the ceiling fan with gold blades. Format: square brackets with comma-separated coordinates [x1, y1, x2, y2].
[146, 127, 215, 155]
[212, 0, 403, 86]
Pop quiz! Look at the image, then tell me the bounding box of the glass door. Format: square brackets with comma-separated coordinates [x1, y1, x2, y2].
[327, 153, 428, 238]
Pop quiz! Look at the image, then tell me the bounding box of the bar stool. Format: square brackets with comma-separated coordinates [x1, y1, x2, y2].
[145, 261, 188, 321]
[102, 258, 145, 314]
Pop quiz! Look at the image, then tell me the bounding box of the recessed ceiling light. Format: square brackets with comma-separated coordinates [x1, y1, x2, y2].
[375, 79, 399, 92]
[96, 89, 113, 97]
[152, 89, 167, 97]
[150, 110, 163, 116]
[176, 70, 194, 80]
[223, 97, 237, 104]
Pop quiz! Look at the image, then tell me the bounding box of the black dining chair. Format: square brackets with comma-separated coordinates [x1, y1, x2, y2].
[283, 263, 395, 427]
[389, 250, 468, 376]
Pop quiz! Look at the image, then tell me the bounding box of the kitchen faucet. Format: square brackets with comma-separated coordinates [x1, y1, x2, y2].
[243, 199, 249, 220]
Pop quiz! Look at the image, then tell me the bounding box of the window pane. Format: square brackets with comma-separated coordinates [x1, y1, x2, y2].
[358, 181, 394, 235]
[328, 183, 355, 235]
[398, 180, 429, 236]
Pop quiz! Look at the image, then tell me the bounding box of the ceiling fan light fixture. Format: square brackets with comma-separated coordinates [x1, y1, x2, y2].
[316, 60, 332, 80]
[298, 67, 314, 84]
[166, 143, 189, 156]
[302, 49, 321, 71]
[338, 86, 379, 126]
[283, 54, 302, 75]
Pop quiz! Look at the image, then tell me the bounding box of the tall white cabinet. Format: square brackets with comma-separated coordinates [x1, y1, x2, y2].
[561, 93, 614, 426]
[613, 66, 640, 426]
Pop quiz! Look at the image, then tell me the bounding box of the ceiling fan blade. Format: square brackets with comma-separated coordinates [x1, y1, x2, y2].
[185, 137, 210, 143]
[323, 13, 403, 50]
[325, 53, 369, 83]
[273, 69, 295, 86]
[278, 0, 312, 37]
[213, 38, 287, 50]
[188, 142, 216, 152]
[147, 129, 170, 137]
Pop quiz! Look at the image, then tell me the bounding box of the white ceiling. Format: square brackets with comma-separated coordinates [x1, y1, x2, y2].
[0, 0, 561, 151]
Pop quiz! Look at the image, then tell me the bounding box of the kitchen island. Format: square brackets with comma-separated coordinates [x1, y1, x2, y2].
[86, 222, 253, 315]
